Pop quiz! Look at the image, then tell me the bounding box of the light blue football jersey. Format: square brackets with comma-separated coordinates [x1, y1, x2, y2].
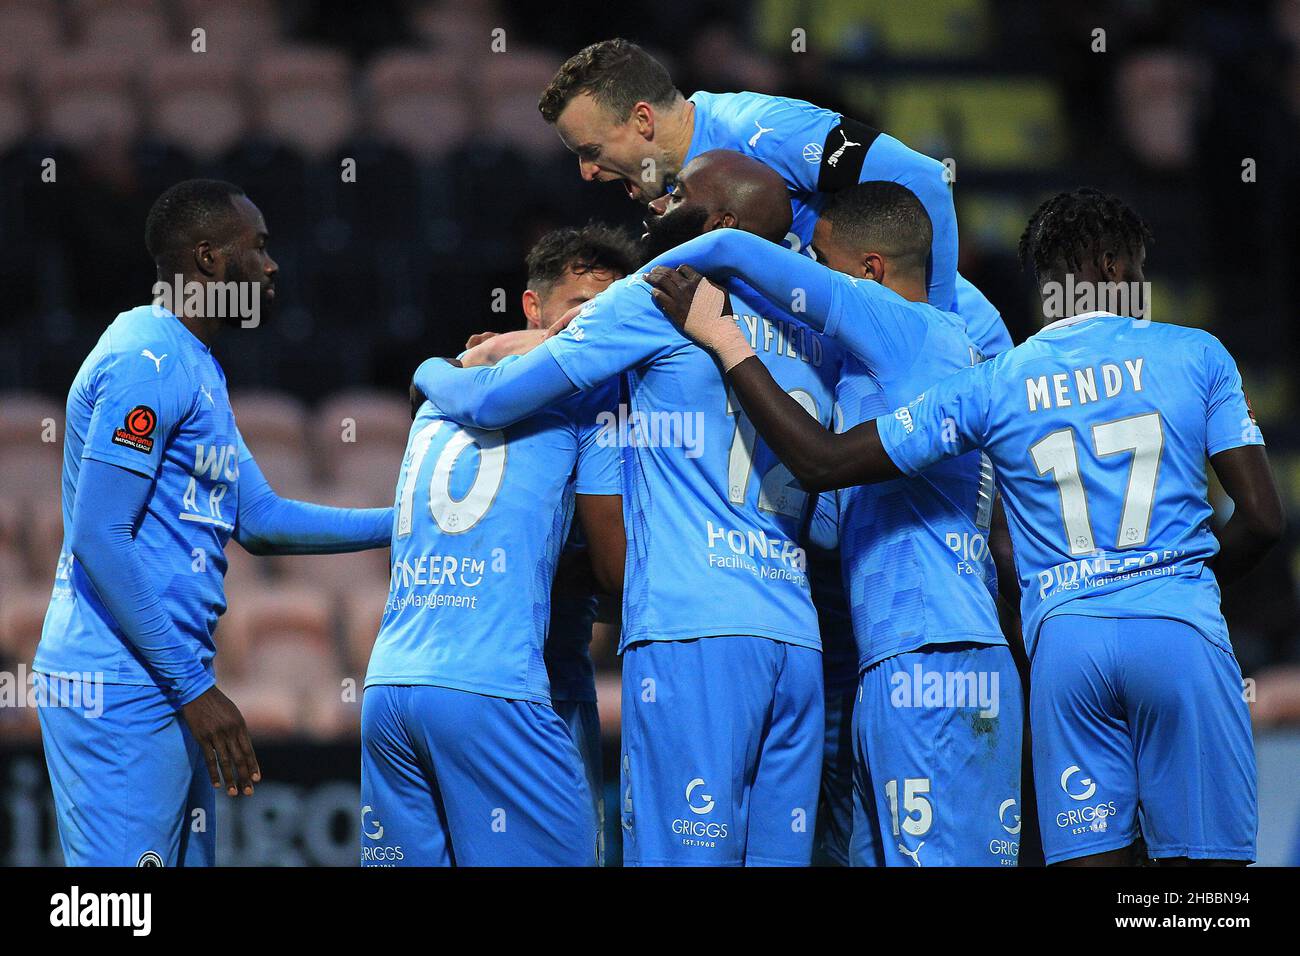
[823, 279, 1003, 670]
[632, 228, 1005, 668]
[543, 273, 843, 652]
[878, 311, 1263, 656]
[35, 305, 243, 698]
[686, 90, 973, 325]
[364, 379, 620, 703]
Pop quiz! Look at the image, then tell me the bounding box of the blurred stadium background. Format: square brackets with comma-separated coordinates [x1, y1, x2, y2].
[0, 0, 1298, 864]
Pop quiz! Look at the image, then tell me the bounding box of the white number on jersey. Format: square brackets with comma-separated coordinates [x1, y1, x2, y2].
[884, 777, 933, 837]
[396, 421, 508, 537]
[726, 387, 819, 518]
[1030, 411, 1164, 555]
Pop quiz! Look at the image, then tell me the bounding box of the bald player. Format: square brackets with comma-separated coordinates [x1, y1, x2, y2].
[410, 150, 843, 866]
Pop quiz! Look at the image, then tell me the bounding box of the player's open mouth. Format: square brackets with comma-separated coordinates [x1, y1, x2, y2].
[623, 179, 639, 200]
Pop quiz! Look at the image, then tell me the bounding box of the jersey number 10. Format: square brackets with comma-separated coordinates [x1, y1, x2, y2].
[396, 421, 507, 537]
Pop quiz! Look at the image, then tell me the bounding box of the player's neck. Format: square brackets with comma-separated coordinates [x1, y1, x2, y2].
[884, 276, 929, 304]
[178, 314, 222, 348]
[663, 98, 695, 171]
[170, 301, 223, 348]
[155, 272, 225, 347]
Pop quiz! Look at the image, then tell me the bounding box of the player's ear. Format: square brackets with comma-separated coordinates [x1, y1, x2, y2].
[632, 101, 654, 138]
[193, 239, 219, 278]
[521, 289, 542, 329]
[862, 251, 884, 282]
[1099, 249, 1122, 281]
[711, 211, 738, 231]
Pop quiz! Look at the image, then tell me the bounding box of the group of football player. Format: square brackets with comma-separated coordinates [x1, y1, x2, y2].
[33, 38, 1281, 869]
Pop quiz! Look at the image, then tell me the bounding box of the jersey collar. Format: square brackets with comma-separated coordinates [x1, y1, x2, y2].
[142, 303, 213, 354]
[1035, 310, 1118, 336]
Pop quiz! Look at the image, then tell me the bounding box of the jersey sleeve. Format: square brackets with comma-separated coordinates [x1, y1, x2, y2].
[954, 274, 1013, 358]
[857, 132, 958, 311]
[81, 335, 191, 479]
[824, 275, 930, 375]
[543, 277, 679, 391]
[644, 230, 834, 329]
[727, 94, 843, 194]
[411, 347, 577, 430]
[1203, 334, 1264, 456]
[876, 360, 993, 477]
[643, 228, 926, 373]
[572, 380, 623, 496]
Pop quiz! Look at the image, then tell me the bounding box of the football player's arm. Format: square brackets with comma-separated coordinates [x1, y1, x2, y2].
[576, 495, 625, 597]
[410, 348, 577, 430]
[458, 328, 550, 368]
[70, 459, 261, 797]
[234, 452, 391, 556]
[1209, 446, 1284, 583]
[573, 382, 626, 598]
[643, 262, 897, 490]
[726, 355, 901, 491]
[644, 231, 835, 330]
[989, 495, 1021, 613]
[645, 234, 924, 370]
[1203, 336, 1285, 583]
[69, 459, 213, 703]
[410, 289, 664, 429]
[988, 496, 1026, 663]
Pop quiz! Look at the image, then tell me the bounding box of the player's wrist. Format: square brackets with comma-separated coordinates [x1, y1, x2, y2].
[682, 276, 727, 340]
[711, 322, 754, 372]
[176, 670, 216, 707]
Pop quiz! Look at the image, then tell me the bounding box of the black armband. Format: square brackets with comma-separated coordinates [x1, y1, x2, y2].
[816, 116, 879, 193]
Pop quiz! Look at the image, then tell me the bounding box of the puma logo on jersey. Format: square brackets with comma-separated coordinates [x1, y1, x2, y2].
[141, 349, 167, 372]
[199, 384, 215, 406]
[826, 130, 861, 168]
[748, 121, 775, 147]
[898, 840, 925, 866]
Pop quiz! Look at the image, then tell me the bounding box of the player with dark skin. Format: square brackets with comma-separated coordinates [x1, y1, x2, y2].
[645, 213, 1284, 867]
[145, 190, 277, 798]
[160, 192, 279, 347]
[649, 174, 1027, 629]
[141, 187, 393, 801]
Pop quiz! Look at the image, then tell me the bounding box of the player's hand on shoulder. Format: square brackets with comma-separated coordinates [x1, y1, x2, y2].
[464, 330, 499, 351]
[645, 265, 735, 350]
[460, 328, 549, 367]
[180, 684, 261, 798]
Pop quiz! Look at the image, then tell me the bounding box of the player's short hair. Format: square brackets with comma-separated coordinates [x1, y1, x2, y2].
[538, 38, 679, 124]
[525, 223, 642, 295]
[821, 181, 933, 274]
[1019, 187, 1153, 280]
[145, 179, 246, 270]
